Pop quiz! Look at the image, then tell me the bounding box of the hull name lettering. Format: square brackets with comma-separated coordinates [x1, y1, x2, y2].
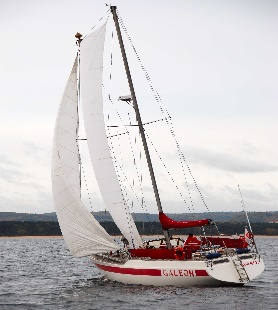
[162, 269, 195, 277]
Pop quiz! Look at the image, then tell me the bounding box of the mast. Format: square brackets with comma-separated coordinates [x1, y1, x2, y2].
[110, 6, 171, 248]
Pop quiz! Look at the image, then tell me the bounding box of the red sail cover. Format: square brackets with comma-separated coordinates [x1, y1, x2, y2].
[159, 212, 212, 230]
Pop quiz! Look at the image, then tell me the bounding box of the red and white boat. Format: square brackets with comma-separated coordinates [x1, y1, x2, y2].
[92, 251, 264, 286]
[90, 225, 264, 286]
[51, 6, 264, 286]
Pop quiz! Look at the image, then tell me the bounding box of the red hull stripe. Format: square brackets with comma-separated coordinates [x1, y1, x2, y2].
[95, 263, 209, 277]
[195, 270, 209, 276]
[95, 263, 161, 276]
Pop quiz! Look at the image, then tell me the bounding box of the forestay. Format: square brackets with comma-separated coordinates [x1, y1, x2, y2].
[80, 23, 142, 248]
[51, 58, 120, 257]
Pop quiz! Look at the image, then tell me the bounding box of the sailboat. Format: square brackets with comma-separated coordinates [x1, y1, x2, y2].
[52, 6, 264, 286]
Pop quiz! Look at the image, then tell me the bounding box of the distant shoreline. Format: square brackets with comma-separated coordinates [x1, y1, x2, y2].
[0, 236, 63, 239]
[1, 235, 277, 239]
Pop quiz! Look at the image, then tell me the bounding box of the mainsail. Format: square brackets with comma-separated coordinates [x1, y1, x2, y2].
[51, 57, 120, 257]
[80, 23, 142, 248]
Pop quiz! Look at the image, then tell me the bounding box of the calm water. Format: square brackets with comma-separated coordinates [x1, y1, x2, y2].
[0, 237, 277, 310]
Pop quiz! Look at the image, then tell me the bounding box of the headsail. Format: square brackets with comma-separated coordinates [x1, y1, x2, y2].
[80, 23, 142, 248]
[51, 57, 120, 257]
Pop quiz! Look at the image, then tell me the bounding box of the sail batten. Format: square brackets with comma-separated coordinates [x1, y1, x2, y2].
[80, 23, 142, 248]
[51, 57, 120, 257]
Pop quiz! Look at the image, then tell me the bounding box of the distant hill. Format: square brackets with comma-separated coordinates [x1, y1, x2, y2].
[1, 220, 278, 236]
[0, 212, 58, 222]
[1, 211, 278, 223]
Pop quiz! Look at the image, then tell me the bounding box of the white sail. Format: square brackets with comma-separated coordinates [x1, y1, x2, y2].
[51, 57, 120, 257]
[80, 24, 142, 248]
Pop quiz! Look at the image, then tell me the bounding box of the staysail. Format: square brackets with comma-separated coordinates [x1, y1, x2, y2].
[80, 23, 142, 248]
[51, 57, 120, 257]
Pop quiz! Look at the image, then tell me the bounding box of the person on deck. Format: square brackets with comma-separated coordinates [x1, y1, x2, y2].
[121, 236, 129, 248]
[184, 233, 201, 251]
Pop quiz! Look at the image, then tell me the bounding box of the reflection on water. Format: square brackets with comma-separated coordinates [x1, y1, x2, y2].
[0, 237, 277, 309]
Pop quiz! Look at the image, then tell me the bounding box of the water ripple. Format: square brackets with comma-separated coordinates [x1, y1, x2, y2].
[0, 237, 277, 309]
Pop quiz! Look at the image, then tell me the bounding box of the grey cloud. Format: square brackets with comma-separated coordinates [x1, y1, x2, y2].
[0, 195, 29, 212]
[0, 192, 54, 213]
[0, 165, 44, 190]
[23, 141, 44, 155]
[0, 155, 20, 167]
[189, 184, 278, 213]
[37, 191, 53, 204]
[182, 145, 277, 173]
[21, 181, 45, 191]
[0, 166, 24, 183]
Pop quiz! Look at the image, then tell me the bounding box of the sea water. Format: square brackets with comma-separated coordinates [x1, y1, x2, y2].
[0, 237, 277, 310]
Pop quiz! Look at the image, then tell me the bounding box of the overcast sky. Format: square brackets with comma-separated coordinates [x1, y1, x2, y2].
[0, 0, 277, 215]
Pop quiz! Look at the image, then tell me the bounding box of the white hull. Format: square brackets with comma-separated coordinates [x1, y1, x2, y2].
[91, 253, 264, 286]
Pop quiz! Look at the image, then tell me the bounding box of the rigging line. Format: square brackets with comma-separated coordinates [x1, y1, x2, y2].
[102, 87, 151, 222]
[116, 12, 193, 211]
[102, 32, 151, 218]
[107, 132, 128, 138]
[113, 127, 136, 213]
[106, 26, 114, 126]
[76, 39, 82, 197]
[131, 127, 157, 234]
[117, 13, 213, 216]
[58, 124, 78, 137]
[114, 127, 151, 219]
[80, 163, 94, 212]
[107, 118, 166, 127]
[106, 118, 167, 137]
[83, 9, 111, 39]
[238, 184, 259, 254]
[76, 42, 95, 213]
[144, 131, 195, 217]
[108, 102, 150, 217]
[105, 27, 147, 242]
[127, 111, 150, 216]
[109, 30, 114, 101]
[106, 128, 136, 246]
[127, 111, 138, 213]
[108, 124, 139, 127]
[238, 184, 252, 233]
[105, 29, 136, 244]
[104, 12, 154, 228]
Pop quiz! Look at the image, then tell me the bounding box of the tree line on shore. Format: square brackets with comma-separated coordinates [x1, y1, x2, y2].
[1, 211, 278, 223]
[1, 221, 278, 237]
